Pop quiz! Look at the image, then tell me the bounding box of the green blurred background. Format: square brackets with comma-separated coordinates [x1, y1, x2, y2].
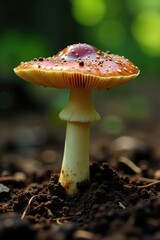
[0, 0, 160, 136]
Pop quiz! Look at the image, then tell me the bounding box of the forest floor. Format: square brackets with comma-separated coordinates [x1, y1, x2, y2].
[0, 113, 160, 240]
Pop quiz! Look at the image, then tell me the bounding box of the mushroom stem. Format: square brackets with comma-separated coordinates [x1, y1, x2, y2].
[59, 122, 90, 194]
[59, 88, 101, 194]
[59, 89, 101, 122]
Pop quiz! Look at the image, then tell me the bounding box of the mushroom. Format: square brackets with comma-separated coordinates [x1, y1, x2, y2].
[14, 43, 140, 195]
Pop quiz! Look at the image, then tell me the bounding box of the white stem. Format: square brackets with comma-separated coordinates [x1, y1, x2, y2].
[58, 89, 101, 195]
[59, 122, 90, 194]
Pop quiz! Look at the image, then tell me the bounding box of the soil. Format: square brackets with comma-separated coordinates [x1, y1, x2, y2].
[0, 114, 160, 240]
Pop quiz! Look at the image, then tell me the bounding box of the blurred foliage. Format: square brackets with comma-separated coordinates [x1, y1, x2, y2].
[102, 115, 124, 134]
[0, 0, 160, 79]
[71, 0, 106, 26]
[0, 30, 49, 78]
[0, 0, 160, 133]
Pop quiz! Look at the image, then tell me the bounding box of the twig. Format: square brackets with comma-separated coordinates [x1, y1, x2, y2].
[131, 176, 158, 183]
[21, 195, 37, 220]
[137, 180, 160, 189]
[124, 180, 160, 189]
[119, 156, 141, 174]
[52, 216, 71, 224]
[119, 202, 126, 209]
[73, 230, 95, 240]
[0, 176, 25, 185]
[46, 207, 54, 217]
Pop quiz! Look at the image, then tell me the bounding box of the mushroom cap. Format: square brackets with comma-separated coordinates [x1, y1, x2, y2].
[14, 43, 140, 90]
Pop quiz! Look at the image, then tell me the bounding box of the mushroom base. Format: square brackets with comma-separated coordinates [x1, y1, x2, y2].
[59, 122, 90, 194]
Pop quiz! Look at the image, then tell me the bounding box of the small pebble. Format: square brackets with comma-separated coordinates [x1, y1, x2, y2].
[0, 184, 10, 199]
[111, 136, 142, 152]
[154, 169, 160, 180]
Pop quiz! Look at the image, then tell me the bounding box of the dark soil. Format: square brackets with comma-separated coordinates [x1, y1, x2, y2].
[0, 117, 160, 240]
